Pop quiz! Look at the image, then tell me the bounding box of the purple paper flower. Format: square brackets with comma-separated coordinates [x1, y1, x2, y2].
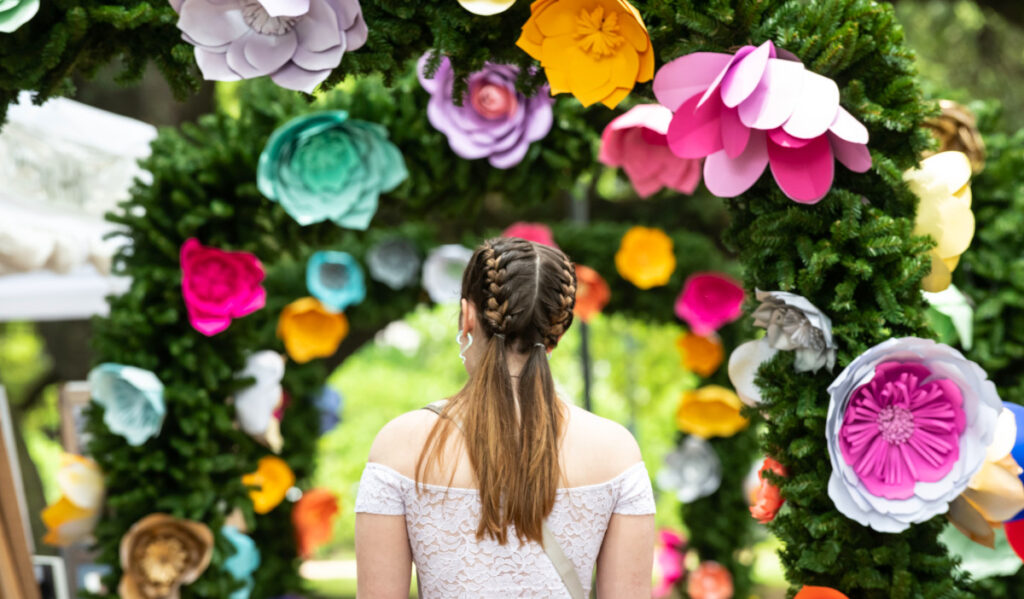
[417, 54, 554, 169]
[173, 0, 368, 94]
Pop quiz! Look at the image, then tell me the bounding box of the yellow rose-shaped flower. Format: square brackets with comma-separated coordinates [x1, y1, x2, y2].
[516, 0, 654, 108]
[615, 226, 675, 289]
[676, 385, 749, 439]
[677, 332, 724, 378]
[905, 151, 974, 292]
[42, 454, 105, 547]
[277, 297, 349, 363]
[242, 456, 296, 514]
[459, 0, 517, 15]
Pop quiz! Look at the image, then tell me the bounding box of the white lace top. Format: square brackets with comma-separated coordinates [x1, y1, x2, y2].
[355, 461, 656, 597]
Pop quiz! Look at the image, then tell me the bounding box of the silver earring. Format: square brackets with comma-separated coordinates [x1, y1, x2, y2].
[457, 330, 473, 364]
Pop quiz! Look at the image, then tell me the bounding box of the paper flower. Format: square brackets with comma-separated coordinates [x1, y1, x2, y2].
[419, 55, 553, 169]
[307, 251, 366, 311]
[687, 561, 733, 599]
[728, 339, 779, 407]
[258, 111, 408, 229]
[752, 289, 837, 372]
[458, 0, 515, 15]
[676, 385, 749, 439]
[0, 0, 37, 32]
[366, 238, 420, 290]
[501, 222, 558, 248]
[675, 272, 745, 336]
[243, 456, 296, 514]
[573, 265, 610, 323]
[923, 100, 986, 174]
[599, 104, 702, 198]
[118, 514, 214, 599]
[422, 244, 473, 303]
[1008, 518, 1024, 562]
[180, 238, 266, 336]
[615, 226, 675, 289]
[293, 488, 340, 558]
[750, 456, 787, 524]
[656, 436, 722, 503]
[277, 297, 349, 363]
[653, 40, 871, 203]
[172, 0, 368, 93]
[826, 337, 1002, 533]
[515, 0, 654, 108]
[42, 454, 105, 547]
[652, 529, 687, 598]
[905, 151, 974, 293]
[1007, 401, 1024, 522]
[795, 587, 849, 599]
[234, 351, 285, 446]
[88, 363, 166, 446]
[924, 285, 974, 350]
[313, 386, 343, 434]
[676, 332, 723, 378]
[222, 526, 260, 599]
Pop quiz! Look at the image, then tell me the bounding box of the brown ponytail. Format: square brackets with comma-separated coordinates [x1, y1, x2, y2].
[415, 237, 577, 545]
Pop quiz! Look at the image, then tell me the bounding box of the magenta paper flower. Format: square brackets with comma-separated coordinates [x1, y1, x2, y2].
[172, 0, 368, 94]
[600, 104, 702, 198]
[652, 528, 687, 598]
[827, 337, 1002, 533]
[653, 40, 871, 204]
[180, 238, 266, 336]
[676, 272, 745, 336]
[418, 54, 553, 169]
[501, 222, 558, 248]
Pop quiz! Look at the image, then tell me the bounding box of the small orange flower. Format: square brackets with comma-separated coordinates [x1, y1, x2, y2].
[293, 489, 341, 559]
[614, 226, 675, 289]
[795, 586, 849, 599]
[242, 456, 295, 514]
[277, 297, 349, 363]
[676, 385, 748, 439]
[574, 264, 610, 322]
[516, 0, 655, 108]
[750, 457, 787, 524]
[677, 332, 724, 378]
[687, 561, 734, 599]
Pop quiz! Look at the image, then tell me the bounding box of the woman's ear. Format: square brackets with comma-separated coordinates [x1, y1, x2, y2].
[460, 298, 477, 335]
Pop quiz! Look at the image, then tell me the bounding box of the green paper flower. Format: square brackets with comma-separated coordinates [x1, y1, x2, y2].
[0, 0, 39, 33]
[257, 111, 408, 230]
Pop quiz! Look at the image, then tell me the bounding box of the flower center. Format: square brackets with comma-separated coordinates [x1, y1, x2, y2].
[241, 0, 299, 35]
[575, 7, 624, 57]
[876, 404, 915, 445]
[470, 82, 517, 119]
[139, 536, 188, 586]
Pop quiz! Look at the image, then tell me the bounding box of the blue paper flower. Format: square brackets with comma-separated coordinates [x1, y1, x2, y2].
[313, 386, 343, 435]
[257, 111, 408, 230]
[306, 251, 366, 312]
[366, 238, 421, 290]
[87, 363, 165, 446]
[222, 525, 261, 599]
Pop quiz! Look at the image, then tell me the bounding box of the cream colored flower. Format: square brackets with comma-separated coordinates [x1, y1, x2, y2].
[459, 0, 517, 14]
[42, 454, 105, 546]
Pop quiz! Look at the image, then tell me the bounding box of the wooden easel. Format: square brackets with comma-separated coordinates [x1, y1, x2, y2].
[0, 385, 41, 599]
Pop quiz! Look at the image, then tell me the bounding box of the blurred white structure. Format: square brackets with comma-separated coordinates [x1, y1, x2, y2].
[0, 93, 154, 321]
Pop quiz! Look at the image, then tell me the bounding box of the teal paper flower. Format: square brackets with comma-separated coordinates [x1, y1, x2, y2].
[257, 111, 408, 230]
[306, 251, 366, 312]
[0, 0, 39, 33]
[87, 364, 165, 446]
[223, 525, 261, 599]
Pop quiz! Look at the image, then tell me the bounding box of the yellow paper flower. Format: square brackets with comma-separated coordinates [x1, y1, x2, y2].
[676, 385, 749, 439]
[242, 456, 296, 514]
[905, 151, 974, 292]
[615, 226, 675, 289]
[516, 0, 654, 108]
[677, 332, 724, 378]
[459, 0, 517, 14]
[277, 297, 349, 363]
[42, 454, 105, 547]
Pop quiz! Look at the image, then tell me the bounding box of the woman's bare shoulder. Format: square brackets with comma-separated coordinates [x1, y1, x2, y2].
[367, 408, 439, 477]
[562, 403, 644, 486]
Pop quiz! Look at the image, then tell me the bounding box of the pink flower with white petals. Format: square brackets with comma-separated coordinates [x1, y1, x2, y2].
[653, 40, 871, 204]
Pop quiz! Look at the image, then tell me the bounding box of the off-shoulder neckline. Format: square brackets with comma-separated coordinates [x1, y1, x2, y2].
[363, 461, 648, 494]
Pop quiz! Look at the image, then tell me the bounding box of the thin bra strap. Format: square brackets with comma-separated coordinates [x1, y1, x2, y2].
[420, 402, 586, 599]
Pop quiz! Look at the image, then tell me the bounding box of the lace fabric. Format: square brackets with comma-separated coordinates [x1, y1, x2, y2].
[355, 461, 656, 598]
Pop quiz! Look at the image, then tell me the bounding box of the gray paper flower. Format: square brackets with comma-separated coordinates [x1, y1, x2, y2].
[422, 244, 473, 304]
[366, 238, 420, 290]
[752, 289, 837, 373]
[656, 436, 722, 503]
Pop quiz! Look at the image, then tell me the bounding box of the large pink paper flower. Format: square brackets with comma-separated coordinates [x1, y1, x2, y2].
[599, 104, 702, 198]
[180, 238, 266, 336]
[675, 272, 745, 336]
[652, 528, 687, 598]
[653, 40, 871, 204]
[501, 222, 558, 248]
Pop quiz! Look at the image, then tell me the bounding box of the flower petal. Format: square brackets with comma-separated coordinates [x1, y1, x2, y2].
[666, 93, 724, 159]
[297, 0, 344, 52]
[729, 339, 780, 407]
[720, 40, 772, 108]
[258, 0, 309, 17]
[195, 47, 242, 81]
[270, 62, 331, 93]
[737, 58, 805, 130]
[768, 135, 834, 203]
[178, 0, 250, 47]
[830, 135, 872, 173]
[243, 30, 299, 74]
[704, 130, 768, 198]
[653, 52, 733, 111]
[782, 69, 840, 140]
[720, 106, 750, 158]
[829, 106, 869, 144]
[458, 0, 516, 15]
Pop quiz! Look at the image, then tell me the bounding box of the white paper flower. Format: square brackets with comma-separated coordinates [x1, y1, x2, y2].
[422, 244, 473, 304]
[728, 339, 779, 407]
[826, 337, 1002, 533]
[42, 454, 105, 546]
[752, 289, 836, 373]
[234, 351, 285, 445]
[656, 436, 722, 503]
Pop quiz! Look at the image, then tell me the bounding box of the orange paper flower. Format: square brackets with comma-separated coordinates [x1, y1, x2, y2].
[516, 0, 654, 108]
[242, 456, 295, 514]
[277, 297, 349, 363]
[293, 489, 340, 558]
[614, 226, 675, 289]
[574, 264, 610, 322]
[795, 586, 849, 599]
[677, 332, 724, 378]
[676, 385, 749, 439]
[750, 457, 787, 524]
[687, 561, 734, 599]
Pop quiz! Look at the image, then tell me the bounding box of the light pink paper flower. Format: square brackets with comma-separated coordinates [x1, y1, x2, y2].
[180, 238, 266, 336]
[653, 40, 871, 204]
[501, 222, 558, 248]
[599, 104, 702, 198]
[676, 272, 745, 336]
